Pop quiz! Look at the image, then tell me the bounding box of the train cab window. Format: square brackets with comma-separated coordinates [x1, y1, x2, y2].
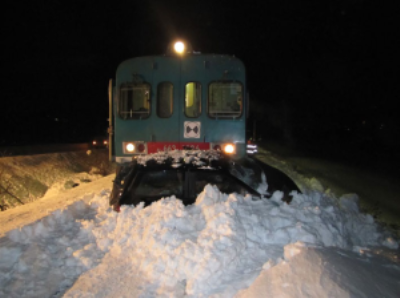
[185, 82, 201, 118]
[208, 82, 243, 118]
[157, 82, 173, 118]
[119, 83, 150, 119]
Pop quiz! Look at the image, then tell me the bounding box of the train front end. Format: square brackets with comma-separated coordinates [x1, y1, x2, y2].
[109, 40, 249, 164]
[106, 41, 297, 211]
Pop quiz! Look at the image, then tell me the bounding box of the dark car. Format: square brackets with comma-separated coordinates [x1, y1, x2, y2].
[109, 157, 263, 211]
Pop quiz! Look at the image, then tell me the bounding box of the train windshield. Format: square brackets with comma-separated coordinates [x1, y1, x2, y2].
[119, 83, 150, 119]
[208, 82, 243, 118]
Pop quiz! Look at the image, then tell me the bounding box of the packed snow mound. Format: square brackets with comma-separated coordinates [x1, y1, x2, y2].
[0, 194, 107, 298]
[1, 184, 398, 298]
[236, 243, 400, 298]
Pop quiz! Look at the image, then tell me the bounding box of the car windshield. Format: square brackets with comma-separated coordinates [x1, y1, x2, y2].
[190, 171, 255, 198]
[133, 170, 184, 198]
[126, 167, 259, 207]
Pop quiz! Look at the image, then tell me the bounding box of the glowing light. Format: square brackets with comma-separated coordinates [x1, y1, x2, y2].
[126, 143, 135, 152]
[223, 144, 235, 154]
[174, 41, 185, 54]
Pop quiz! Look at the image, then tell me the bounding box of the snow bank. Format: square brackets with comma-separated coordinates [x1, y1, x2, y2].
[86, 186, 396, 297]
[236, 243, 400, 298]
[0, 193, 109, 298]
[1, 179, 399, 297]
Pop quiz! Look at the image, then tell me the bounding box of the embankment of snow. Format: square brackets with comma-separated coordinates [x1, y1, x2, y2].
[0, 149, 114, 211]
[64, 184, 398, 297]
[236, 243, 400, 298]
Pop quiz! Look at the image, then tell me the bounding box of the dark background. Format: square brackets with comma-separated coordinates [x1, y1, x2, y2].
[3, 0, 398, 164]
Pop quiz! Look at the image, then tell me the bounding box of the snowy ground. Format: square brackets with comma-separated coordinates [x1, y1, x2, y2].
[255, 144, 400, 237]
[0, 150, 399, 297]
[0, 149, 113, 211]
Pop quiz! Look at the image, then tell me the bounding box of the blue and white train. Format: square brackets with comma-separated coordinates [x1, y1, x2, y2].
[107, 40, 256, 163]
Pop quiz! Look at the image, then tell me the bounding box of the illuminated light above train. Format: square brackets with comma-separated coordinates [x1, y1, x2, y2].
[174, 41, 185, 54]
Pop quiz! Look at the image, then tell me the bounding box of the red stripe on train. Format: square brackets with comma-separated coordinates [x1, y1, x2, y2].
[147, 142, 211, 153]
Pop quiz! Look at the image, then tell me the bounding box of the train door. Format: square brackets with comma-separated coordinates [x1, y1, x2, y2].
[180, 56, 205, 145]
[149, 55, 208, 150]
[150, 57, 181, 144]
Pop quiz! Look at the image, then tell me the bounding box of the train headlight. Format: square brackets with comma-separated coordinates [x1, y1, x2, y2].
[223, 144, 235, 154]
[126, 143, 135, 153]
[123, 141, 147, 154]
[174, 41, 185, 54]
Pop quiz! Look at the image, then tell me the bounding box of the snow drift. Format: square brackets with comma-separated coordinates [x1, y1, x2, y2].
[1, 181, 398, 297]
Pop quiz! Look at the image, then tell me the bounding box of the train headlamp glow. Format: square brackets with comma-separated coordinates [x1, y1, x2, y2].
[223, 144, 235, 154]
[174, 41, 185, 54]
[126, 143, 135, 152]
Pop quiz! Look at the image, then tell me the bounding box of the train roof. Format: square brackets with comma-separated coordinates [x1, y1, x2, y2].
[116, 52, 245, 71]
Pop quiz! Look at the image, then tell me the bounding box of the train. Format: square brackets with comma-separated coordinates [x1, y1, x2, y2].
[107, 40, 298, 209]
[107, 40, 256, 164]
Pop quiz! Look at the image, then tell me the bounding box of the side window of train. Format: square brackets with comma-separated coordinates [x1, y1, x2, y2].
[185, 82, 201, 118]
[157, 82, 173, 118]
[208, 82, 243, 119]
[119, 83, 150, 120]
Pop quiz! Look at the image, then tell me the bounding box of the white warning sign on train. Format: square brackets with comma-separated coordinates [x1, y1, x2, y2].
[184, 121, 201, 138]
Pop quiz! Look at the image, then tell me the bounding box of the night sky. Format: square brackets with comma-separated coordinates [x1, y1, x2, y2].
[3, 0, 398, 157]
